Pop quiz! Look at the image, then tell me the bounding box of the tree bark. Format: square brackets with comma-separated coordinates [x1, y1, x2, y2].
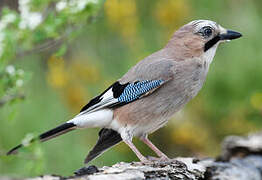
[2, 132, 262, 180]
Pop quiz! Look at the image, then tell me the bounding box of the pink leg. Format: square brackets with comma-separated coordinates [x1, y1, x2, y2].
[140, 136, 169, 160]
[123, 139, 149, 162]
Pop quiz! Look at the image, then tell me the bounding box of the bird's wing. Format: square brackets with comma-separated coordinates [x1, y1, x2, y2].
[78, 59, 175, 116]
[78, 79, 167, 116]
[84, 128, 122, 164]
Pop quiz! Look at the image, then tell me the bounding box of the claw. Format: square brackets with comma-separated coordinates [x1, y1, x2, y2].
[74, 165, 99, 176]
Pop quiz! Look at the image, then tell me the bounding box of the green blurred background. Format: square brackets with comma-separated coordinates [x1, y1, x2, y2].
[0, 0, 262, 177]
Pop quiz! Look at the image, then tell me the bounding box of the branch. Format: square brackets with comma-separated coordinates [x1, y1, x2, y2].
[0, 93, 25, 107]
[14, 17, 94, 60]
[2, 132, 262, 180]
[15, 37, 65, 58]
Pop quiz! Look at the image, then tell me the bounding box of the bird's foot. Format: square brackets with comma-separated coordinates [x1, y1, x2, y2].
[140, 157, 152, 164]
[74, 165, 99, 176]
[147, 156, 171, 162]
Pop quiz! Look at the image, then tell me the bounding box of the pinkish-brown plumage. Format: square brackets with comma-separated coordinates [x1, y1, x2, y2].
[7, 20, 242, 165]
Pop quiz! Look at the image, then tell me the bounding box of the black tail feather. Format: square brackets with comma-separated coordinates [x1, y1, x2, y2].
[85, 128, 122, 164]
[39, 122, 76, 142]
[6, 122, 76, 155]
[6, 144, 23, 155]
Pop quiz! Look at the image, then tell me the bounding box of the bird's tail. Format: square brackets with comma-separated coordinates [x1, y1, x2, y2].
[6, 122, 76, 155]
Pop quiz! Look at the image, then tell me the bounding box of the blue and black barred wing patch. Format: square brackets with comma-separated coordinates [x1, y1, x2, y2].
[79, 80, 165, 115]
[117, 80, 164, 103]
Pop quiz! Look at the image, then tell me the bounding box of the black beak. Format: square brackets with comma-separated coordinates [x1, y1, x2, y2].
[219, 30, 242, 40]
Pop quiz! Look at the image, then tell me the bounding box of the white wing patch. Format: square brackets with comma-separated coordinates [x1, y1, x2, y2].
[78, 87, 118, 116]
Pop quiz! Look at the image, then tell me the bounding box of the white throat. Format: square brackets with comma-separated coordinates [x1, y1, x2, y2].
[201, 43, 219, 67]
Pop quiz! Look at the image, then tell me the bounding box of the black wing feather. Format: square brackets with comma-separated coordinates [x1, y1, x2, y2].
[80, 82, 129, 113]
[84, 128, 122, 164]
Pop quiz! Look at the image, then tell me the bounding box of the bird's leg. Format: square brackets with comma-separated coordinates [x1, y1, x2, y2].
[140, 135, 169, 160]
[123, 139, 149, 163]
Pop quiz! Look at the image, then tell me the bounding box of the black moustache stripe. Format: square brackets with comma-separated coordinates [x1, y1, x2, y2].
[204, 35, 221, 52]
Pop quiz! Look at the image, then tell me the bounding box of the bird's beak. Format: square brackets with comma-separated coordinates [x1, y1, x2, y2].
[219, 30, 242, 40]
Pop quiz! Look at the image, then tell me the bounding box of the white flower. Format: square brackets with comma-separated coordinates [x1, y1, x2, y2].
[0, 13, 17, 58]
[17, 69, 24, 76]
[76, 0, 93, 11]
[6, 65, 15, 75]
[19, 0, 43, 30]
[68, 0, 98, 13]
[3, 14, 16, 24]
[0, 33, 4, 58]
[0, 13, 17, 31]
[16, 79, 24, 87]
[56, 0, 67, 11]
[24, 12, 42, 29]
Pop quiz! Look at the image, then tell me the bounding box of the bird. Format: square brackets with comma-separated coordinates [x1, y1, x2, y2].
[7, 20, 242, 164]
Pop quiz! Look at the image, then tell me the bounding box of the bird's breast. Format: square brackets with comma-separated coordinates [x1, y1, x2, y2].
[112, 59, 210, 136]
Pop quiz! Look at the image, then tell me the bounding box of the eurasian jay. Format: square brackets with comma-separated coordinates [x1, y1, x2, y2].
[7, 20, 242, 164]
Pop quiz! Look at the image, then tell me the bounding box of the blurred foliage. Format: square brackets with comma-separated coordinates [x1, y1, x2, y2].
[0, 0, 262, 177]
[0, 0, 104, 110]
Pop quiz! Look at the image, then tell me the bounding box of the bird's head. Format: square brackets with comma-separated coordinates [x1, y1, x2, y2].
[166, 20, 242, 60]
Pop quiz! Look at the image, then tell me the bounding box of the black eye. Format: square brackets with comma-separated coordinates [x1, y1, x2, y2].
[202, 26, 213, 37]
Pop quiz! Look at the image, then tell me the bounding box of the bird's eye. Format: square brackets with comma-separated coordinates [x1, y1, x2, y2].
[201, 26, 213, 38]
